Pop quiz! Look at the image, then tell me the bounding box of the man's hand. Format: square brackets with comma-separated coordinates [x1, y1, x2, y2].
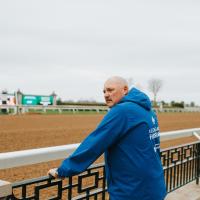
[47, 168, 59, 178]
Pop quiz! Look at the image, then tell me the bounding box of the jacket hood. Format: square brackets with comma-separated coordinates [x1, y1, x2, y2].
[119, 88, 151, 111]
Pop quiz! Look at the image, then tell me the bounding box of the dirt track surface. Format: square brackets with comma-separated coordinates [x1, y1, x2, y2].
[0, 113, 200, 182]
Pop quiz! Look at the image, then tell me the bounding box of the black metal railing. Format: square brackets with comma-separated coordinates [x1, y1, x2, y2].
[161, 141, 200, 192]
[7, 163, 107, 200]
[7, 141, 200, 200]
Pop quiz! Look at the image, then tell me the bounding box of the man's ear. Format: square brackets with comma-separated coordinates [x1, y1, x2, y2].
[124, 86, 129, 95]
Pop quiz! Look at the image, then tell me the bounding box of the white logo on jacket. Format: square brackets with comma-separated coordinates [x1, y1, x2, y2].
[152, 116, 156, 124]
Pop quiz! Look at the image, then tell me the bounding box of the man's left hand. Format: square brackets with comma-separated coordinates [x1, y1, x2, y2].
[47, 168, 58, 178]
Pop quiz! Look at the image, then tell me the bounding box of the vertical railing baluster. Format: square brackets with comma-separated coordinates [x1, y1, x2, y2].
[191, 148, 194, 181]
[196, 143, 200, 185]
[102, 166, 106, 200]
[173, 162, 176, 189]
[177, 163, 180, 188]
[185, 147, 188, 184]
[68, 177, 72, 200]
[22, 185, 26, 199]
[94, 193, 97, 200]
[188, 148, 192, 182]
[165, 150, 170, 192]
[180, 146, 184, 187]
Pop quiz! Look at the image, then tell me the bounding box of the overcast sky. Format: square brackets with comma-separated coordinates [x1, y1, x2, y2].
[0, 0, 200, 105]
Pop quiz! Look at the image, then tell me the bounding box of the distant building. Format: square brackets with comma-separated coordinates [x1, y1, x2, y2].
[0, 93, 16, 106]
[0, 91, 57, 106]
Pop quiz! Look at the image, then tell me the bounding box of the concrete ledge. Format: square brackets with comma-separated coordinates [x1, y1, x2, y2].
[0, 180, 12, 198]
[165, 181, 200, 200]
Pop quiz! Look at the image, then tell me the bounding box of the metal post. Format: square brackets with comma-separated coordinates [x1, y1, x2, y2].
[196, 143, 200, 185]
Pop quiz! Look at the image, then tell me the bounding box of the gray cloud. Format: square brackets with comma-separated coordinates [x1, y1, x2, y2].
[0, 0, 200, 104]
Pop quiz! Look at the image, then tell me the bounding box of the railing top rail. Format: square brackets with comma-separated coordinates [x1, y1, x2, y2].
[12, 175, 51, 188]
[161, 140, 200, 152]
[160, 127, 200, 141]
[12, 162, 105, 187]
[0, 105, 108, 108]
[161, 127, 200, 135]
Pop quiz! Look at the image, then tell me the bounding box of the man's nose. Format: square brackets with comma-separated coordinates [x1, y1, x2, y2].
[104, 91, 109, 98]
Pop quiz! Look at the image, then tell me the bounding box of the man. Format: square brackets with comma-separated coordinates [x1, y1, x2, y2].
[48, 76, 166, 200]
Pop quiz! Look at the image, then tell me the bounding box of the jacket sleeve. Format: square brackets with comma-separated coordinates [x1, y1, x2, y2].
[57, 106, 128, 177]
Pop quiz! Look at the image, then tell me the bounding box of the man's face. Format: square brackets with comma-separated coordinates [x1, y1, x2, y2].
[103, 81, 128, 108]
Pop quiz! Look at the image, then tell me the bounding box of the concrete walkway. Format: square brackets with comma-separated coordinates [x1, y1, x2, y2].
[165, 181, 200, 200]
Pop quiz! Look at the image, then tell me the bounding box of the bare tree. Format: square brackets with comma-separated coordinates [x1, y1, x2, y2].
[148, 78, 163, 106]
[127, 77, 143, 90]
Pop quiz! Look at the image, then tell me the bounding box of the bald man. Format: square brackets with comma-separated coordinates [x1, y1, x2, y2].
[48, 76, 166, 200]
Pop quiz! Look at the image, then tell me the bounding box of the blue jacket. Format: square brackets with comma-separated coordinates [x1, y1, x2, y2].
[57, 88, 167, 200]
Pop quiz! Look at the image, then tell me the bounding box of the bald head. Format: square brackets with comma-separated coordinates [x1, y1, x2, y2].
[105, 76, 128, 88]
[103, 76, 129, 108]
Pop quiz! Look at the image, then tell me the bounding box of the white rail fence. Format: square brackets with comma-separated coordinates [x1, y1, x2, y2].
[0, 105, 109, 114]
[154, 107, 200, 113]
[0, 128, 200, 170]
[1, 105, 200, 115]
